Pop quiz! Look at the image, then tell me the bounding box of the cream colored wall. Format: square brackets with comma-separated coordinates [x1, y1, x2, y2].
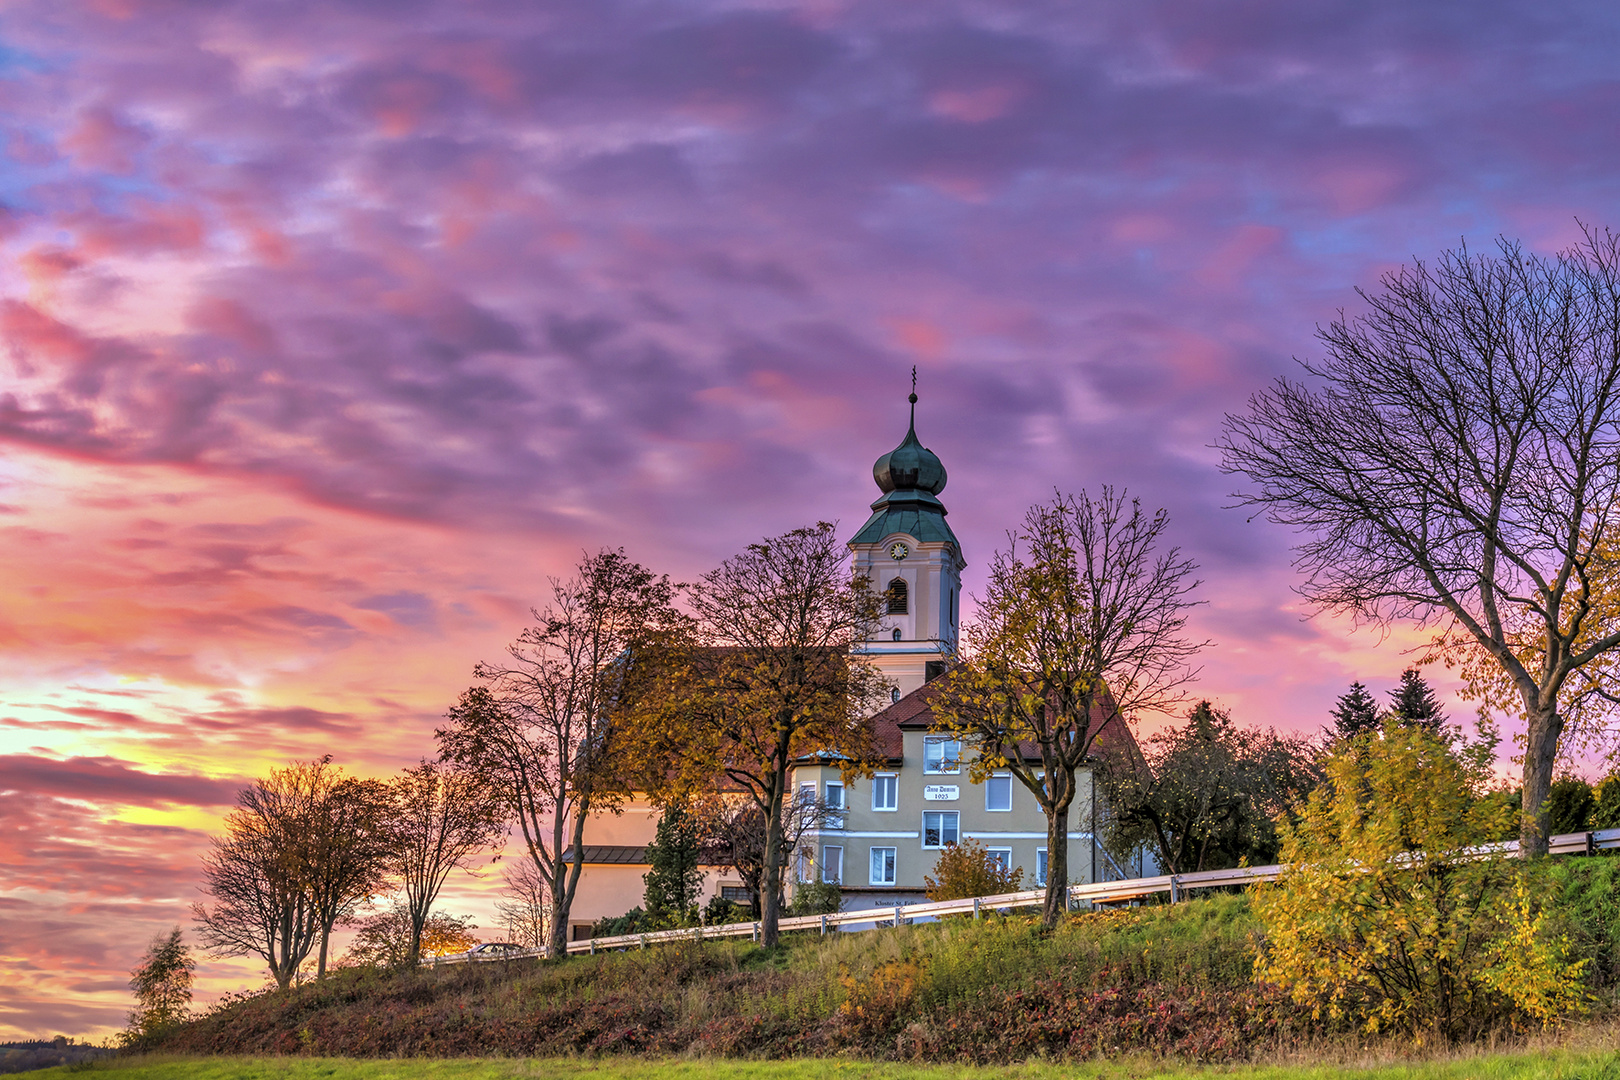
[580, 799, 661, 845]
[564, 798, 748, 932]
[793, 730, 1098, 892]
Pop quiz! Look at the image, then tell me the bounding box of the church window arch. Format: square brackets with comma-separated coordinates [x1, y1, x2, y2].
[886, 577, 909, 615]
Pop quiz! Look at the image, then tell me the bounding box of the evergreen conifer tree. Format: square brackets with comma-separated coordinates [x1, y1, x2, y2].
[642, 801, 705, 924]
[1387, 669, 1445, 731]
[1544, 776, 1595, 836]
[1329, 681, 1380, 740]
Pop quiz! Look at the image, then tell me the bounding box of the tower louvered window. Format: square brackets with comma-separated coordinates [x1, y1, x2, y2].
[886, 577, 909, 614]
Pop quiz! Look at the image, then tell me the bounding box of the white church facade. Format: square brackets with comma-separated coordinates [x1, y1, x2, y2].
[561, 392, 1140, 936]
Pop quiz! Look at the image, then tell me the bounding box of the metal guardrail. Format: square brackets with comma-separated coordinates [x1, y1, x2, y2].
[425, 827, 1620, 964]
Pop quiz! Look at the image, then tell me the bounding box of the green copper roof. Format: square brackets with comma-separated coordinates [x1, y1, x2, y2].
[872, 402, 947, 495]
[849, 496, 961, 547]
[850, 386, 959, 549]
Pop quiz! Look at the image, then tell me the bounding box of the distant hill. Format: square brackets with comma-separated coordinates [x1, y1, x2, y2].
[0, 1038, 113, 1074]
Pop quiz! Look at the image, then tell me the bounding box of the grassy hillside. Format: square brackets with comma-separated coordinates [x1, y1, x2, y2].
[140, 872, 1620, 1066]
[150, 897, 1309, 1063]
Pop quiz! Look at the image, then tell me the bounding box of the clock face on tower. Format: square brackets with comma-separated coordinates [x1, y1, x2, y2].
[889, 541, 910, 561]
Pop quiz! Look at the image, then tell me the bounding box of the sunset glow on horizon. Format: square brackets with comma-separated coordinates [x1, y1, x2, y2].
[2, 0, 1618, 1039]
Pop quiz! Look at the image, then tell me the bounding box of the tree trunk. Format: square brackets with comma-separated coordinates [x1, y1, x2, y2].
[759, 800, 783, 948]
[405, 903, 427, 970]
[547, 894, 568, 958]
[546, 810, 591, 959]
[316, 926, 330, 979]
[1520, 703, 1562, 856]
[271, 908, 297, 990]
[270, 942, 296, 990]
[1042, 801, 1070, 929]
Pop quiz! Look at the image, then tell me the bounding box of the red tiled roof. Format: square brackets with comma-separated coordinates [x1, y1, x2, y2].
[866, 679, 944, 761]
[862, 676, 1138, 764]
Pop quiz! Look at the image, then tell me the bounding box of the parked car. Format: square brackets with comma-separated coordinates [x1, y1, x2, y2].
[464, 942, 527, 960]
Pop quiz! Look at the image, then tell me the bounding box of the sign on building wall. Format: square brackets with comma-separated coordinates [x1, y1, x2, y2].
[923, 785, 960, 801]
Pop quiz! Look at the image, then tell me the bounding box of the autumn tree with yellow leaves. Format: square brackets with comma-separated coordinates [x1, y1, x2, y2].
[652, 522, 887, 948]
[932, 489, 1206, 928]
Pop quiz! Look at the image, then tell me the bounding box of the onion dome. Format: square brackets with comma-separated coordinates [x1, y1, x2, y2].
[849, 385, 961, 554]
[872, 392, 947, 495]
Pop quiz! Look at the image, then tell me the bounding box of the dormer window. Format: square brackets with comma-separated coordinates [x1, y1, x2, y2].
[886, 578, 909, 614]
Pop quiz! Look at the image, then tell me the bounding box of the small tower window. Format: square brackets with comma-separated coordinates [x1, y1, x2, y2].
[890, 687, 901, 704]
[886, 578, 909, 615]
[892, 628, 902, 641]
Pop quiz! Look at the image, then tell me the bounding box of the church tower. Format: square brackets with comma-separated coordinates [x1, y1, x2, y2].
[848, 386, 965, 700]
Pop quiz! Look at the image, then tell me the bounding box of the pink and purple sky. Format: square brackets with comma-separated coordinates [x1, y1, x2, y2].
[2, 0, 1618, 1039]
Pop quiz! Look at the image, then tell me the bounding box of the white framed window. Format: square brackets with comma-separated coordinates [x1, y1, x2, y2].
[986, 773, 1012, 812]
[986, 847, 1012, 873]
[797, 848, 813, 883]
[822, 845, 843, 884]
[824, 781, 845, 828]
[798, 781, 816, 805]
[1036, 848, 1048, 887]
[922, 810, 959, 848]
[923, 736, 961, 774]
[872, 774, 898, 812]
[870, 846, 897, 885]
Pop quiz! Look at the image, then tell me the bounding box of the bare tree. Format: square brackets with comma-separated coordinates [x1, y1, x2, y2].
[494, 859, 550, 948]
[389, 759, 506, 967]
[692, 792, 836, 919]
[933, 489, 1204, 927]
[437, 548, 683, 958]
[1219, 230, 1620, 854]
[660, 522, 886, 947]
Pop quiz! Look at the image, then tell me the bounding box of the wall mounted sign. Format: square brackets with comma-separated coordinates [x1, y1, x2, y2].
[923, 785, 960, 801]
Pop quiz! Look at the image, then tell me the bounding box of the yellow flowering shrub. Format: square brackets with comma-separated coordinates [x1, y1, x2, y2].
[1480, 875, 1589, 1024]
[1252, 724, 1585, 1042]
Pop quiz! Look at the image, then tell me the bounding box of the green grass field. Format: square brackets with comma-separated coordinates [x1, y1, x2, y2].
[43, 1050, 1620, 1080]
